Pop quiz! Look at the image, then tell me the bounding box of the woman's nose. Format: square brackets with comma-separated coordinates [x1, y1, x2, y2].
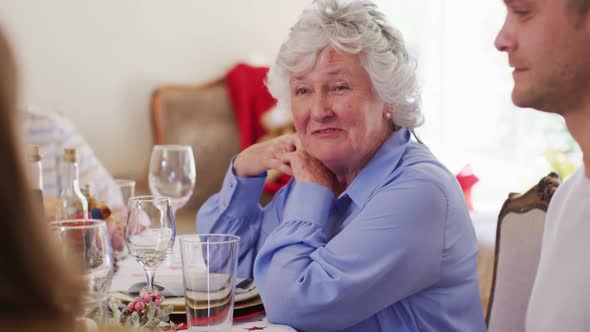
[310, 92, 335, 121]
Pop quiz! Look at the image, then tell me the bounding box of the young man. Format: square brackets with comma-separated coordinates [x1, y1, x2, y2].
[495, 0, 590, 330]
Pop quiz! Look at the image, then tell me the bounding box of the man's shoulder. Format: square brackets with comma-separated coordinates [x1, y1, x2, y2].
[545, 167, 588, 227]
[548, 168, 585, 207]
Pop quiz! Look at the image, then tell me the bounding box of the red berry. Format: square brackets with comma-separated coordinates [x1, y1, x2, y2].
[127, 303, 135, 312]
[154, 299, 161, 306]
[135, 302, 144, 311]
[155, 293, 162, 300]
[133, 297, 140, 303]
[142, 294, 152, 303]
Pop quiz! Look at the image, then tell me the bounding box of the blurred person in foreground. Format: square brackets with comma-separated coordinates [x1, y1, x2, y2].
[197, 0, 486, 331]
[495, 0, 590, 330]
[0, 27, 133, 332]
[0, 25, 81, 332]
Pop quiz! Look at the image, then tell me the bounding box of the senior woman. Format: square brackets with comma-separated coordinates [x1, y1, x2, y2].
[197, 1, 486, 331]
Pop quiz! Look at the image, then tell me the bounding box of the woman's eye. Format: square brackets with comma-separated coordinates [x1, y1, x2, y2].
[333, 85, 350, 92]
[295, 87, 309, 95]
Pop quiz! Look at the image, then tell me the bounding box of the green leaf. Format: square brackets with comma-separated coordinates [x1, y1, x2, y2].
[147, 301, 156, 320]
[125, 316, 133, 328]
[144, 317, 160, 328]
[157, 305, 173, 321]
[129, 311, 139, 327]
[160, 305, 173, 316]
[108, 299, 122, 321]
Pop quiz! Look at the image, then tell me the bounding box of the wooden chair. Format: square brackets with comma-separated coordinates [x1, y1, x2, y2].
[151, 79, 240, 222]
[486, 172, 560, 332]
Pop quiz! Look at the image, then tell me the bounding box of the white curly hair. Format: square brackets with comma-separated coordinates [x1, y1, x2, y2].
[266, 0, 423, 128]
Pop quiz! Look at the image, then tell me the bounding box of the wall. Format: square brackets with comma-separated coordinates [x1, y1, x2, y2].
[0, 0, 424, 180]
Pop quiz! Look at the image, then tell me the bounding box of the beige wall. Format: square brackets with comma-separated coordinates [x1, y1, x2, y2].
[0, 0, 424, 180]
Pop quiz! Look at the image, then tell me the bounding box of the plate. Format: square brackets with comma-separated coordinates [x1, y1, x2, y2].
[111, 286, 262, 315]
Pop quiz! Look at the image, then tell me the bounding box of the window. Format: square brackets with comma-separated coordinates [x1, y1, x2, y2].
[383, 0, 581, 210]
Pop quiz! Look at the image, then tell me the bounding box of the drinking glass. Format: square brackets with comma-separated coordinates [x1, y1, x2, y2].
[112, 179, 136, 260]
[124, 196, 176, 293]
[114, 179, 136, 206]
[148, 145, 196, 214]
[50, 219, 114, 323]
[180, 234, 239, 332]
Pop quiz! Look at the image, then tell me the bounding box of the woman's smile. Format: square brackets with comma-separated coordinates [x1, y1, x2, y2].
[311, 127, 343, 138]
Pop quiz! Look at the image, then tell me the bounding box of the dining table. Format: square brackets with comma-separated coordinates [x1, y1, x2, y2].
[110, 249, 296, 332]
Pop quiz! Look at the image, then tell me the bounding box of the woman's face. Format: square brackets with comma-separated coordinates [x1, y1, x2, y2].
[289, 47, 392, 173]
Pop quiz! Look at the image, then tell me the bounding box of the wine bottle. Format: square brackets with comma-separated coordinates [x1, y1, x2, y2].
[55, 148, 88, 220]
[28, 144, 44, 212]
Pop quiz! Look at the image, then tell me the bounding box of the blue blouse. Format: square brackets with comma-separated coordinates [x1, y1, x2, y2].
[197, 128, 486, 332]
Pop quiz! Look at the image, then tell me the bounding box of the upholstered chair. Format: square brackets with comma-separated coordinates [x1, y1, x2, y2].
[486, 172, 560, 332]
[151, 79, 240, 230]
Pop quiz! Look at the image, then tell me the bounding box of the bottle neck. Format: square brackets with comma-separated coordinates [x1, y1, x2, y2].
[62, 161, 80, 190]
[29, 160, 43, 191]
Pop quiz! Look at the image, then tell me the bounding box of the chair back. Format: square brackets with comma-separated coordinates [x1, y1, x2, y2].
[486, 172, 560, 332]
[151, 79, 240, 213]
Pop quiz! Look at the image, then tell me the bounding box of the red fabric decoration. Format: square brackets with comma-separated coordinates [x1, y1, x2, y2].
[456, 164, 479, 211]
[225, 63, 292, 195]
[225, 63, 277, 151]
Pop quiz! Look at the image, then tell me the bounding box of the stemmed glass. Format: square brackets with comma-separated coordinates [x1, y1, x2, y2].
[50, 219, 114, 322]
[148, 145, 196, 215]
[124, 196, 176, 293]
[112, 179, 136, 260]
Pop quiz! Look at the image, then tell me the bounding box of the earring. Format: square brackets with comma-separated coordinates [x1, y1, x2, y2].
[385, 112, 392, 119]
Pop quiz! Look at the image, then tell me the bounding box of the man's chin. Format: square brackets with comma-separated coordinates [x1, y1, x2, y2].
[511, 94, 529, 108]
[511, 88, 536, 109]
[512, 90, 557, 114]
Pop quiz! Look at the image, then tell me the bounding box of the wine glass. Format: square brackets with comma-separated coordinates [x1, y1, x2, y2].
[50, 219, 114, 322]
[114, 179, 136, 206]
[124, 196, 176, 293]
[107, 179, 137, 261]
[148, 145, 196, 214]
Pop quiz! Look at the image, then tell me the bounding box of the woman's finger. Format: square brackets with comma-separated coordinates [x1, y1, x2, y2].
[277, 162, 294, 176]
[279, 151, 296, 164]
[269, 158, 293, 176]
[293, 134, 304, 151]
[279, 135, 296, 152]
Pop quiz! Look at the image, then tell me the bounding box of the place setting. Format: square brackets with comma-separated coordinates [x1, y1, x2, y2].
[107, 144, 294, 331]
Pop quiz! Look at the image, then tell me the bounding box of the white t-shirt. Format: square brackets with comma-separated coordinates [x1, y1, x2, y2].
[526, 167, 590, 331]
